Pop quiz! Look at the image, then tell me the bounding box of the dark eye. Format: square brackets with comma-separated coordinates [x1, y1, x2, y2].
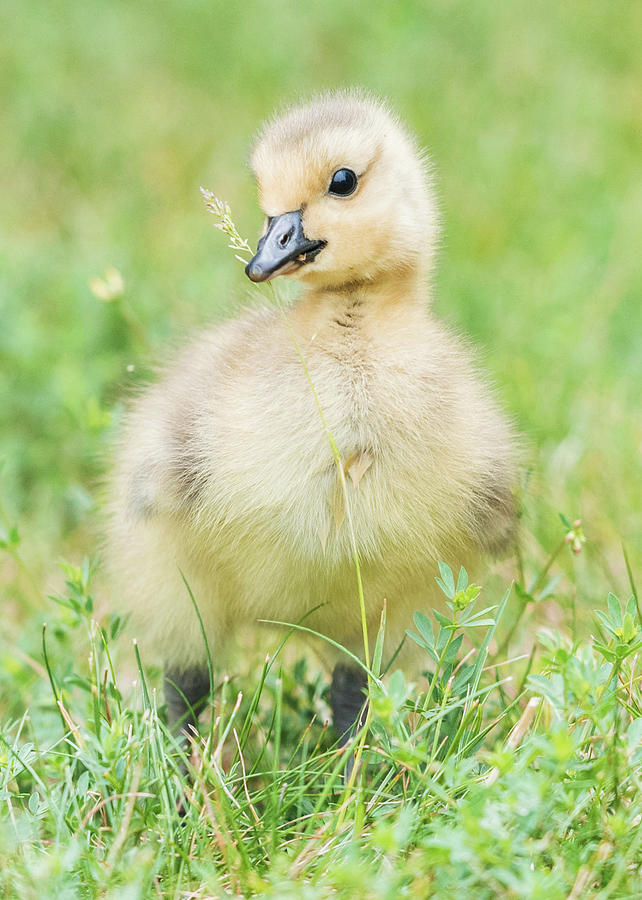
[328, 168, 358, 197]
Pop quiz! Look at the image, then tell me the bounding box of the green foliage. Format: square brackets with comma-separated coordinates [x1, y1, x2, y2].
[1, 0, 641, 895]
[3, 564, 642, 897]
[0, 0, 640, 574]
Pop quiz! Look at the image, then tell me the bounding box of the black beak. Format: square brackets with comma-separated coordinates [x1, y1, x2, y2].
[245, 210, 326, 283]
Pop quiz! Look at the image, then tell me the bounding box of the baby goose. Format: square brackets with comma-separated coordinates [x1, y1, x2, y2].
[108, 91, 519, 744]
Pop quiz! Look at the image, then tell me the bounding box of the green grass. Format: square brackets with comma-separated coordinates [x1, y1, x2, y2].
[2, 560, 642, 898]
[1, 0, 642, 896]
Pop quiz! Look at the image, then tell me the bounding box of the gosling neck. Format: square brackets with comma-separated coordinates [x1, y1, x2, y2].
[288, 267, 430, 344]
[302, 267, 428, 312]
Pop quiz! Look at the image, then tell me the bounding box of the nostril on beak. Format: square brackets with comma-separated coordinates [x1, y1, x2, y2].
[278, 225, 294, 248]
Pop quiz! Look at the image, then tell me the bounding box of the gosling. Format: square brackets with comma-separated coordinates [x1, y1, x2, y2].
[107, 91, 519, 746]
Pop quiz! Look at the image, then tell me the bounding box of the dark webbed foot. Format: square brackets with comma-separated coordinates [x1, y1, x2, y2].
[330, 663, 368, 745]
[164, 666, 212, 737]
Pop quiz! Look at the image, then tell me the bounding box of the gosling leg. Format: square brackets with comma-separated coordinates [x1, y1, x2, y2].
[164, 666, 212, 737]
[330, 663, 368, 776]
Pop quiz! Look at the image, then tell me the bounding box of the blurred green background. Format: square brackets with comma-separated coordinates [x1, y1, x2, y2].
[1, 0, 640, 624]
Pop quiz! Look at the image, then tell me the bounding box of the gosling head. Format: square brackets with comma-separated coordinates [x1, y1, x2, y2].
[246, 91, 439, 291]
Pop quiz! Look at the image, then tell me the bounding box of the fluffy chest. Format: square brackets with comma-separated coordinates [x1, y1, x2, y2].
[200, 323, 451, 563]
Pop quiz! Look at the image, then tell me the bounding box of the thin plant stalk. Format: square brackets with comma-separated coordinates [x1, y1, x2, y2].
[497, 539, 566, 657]
[202, 191, 371, 672]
